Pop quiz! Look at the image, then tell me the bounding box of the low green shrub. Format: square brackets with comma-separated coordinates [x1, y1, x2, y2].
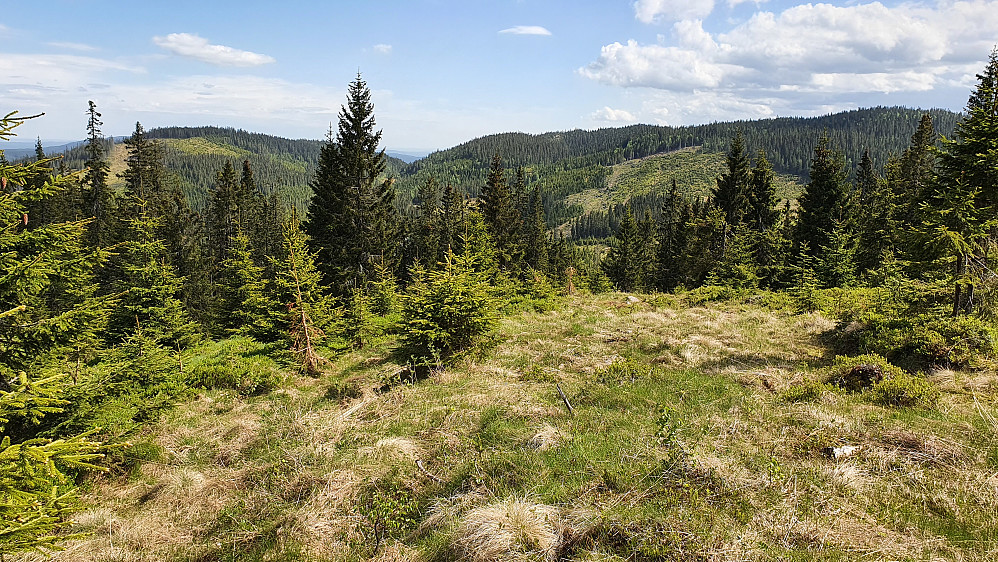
[823, 354, 905, 392]
[184, 337, 283, 395]
[780, 380, 827, 403]
[854, 313, 997, 369]
[686, 285, 739, 305]
[869, 373, 940, 408]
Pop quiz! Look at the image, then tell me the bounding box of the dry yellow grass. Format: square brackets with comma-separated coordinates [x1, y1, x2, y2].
[20, 292, 998, 561]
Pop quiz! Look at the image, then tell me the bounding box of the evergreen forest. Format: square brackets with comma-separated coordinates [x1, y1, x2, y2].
[2, 48, 998, 560]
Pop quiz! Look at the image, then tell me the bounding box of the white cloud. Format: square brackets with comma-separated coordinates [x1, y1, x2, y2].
[373, 44, 392, 55]
[634, 0, 714, 24]
[498, 25, 552, 36]
[592, 106, 637, 122]
[579, 39, 730, 90]
[48, 41, 99, 52]
[584, 0, 998, 124]
[152, 33, 275, 67]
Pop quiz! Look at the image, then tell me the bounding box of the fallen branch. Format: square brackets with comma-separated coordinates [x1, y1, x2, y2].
[416, 459, 443, 483]
[556, 383, 574, 416]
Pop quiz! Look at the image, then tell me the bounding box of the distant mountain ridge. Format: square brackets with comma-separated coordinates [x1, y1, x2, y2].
[40, 106, 960, 235]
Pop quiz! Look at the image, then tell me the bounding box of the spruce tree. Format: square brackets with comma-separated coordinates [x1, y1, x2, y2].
[796, 134, 853, 262]
[524, 186, 549, 272]
[0, 112, 108, 555]
[214, 231, 274, 339]
[747, 150, 778, 233]
[107, 205, 199, 348]
[714, 132, 752, 226]
[479, 153, 523, 270]
[414, 176, 443, 267]
[305, 73, 398, 295]
[929, 48, 998, 315]
[82, 100, 112, 247]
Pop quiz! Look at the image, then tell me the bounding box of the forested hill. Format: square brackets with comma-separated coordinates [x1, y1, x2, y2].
[56, 126, 408, 212]
[48, 106, 959, 219]
[404, 106, 960, 184]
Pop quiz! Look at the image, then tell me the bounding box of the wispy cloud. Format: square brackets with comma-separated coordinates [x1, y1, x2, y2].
[634, 0, 714, 24]
[373, 43, 392, 55]
[499, 25, 552, 36]
[48, 41, 99, 52]
[153, 33, 275, 67]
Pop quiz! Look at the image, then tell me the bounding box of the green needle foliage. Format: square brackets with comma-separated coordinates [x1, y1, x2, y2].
[400, 250, 496, 363]
[0, 111, 109, 556]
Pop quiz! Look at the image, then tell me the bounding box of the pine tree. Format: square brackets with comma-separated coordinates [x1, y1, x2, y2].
[0, 111, 108, 555]
[305, 73, 398, 295]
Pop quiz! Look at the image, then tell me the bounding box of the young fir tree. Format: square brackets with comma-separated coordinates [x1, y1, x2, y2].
[0, 111, 109, 555]
[107, 204, 199, 348]
[82, 100, 112, 247]
[305, 73, 398, 295]
[214, 231, 274, 340]
[271, 219, 336, 374]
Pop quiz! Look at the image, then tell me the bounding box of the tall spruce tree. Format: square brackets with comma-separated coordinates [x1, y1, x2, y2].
[480, 153, 523, 269]
[82, 101, 112, 247]
[305, 73, 398, 295]
[796, 134, 853, 263]
[714, 132, 752, 226]
[928, 48, 998, 315]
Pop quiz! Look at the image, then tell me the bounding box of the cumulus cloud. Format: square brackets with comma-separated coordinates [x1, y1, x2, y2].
[634, 0, 714, 23]
[153, 33, 275, 67]
[593, 106, 637, 122]
[499, 25, 552, 36]
[584, 0, 998, 123]
[373, 43, 392, 55]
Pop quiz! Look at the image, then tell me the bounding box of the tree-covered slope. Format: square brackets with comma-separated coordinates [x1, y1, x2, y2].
[48, 107, 958, 230]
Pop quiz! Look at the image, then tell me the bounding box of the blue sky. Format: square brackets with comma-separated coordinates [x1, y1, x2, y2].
[2, 1, 996, 151]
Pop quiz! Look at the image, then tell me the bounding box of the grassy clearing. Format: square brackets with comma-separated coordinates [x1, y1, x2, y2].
[23, 292, 998, 561]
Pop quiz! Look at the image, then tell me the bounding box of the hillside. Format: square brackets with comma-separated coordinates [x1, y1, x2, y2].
[47, 106, 959, 233]
[23, 292, 998, 561]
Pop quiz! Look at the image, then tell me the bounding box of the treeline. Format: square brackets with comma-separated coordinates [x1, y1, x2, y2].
[399, 106, 959, 194]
